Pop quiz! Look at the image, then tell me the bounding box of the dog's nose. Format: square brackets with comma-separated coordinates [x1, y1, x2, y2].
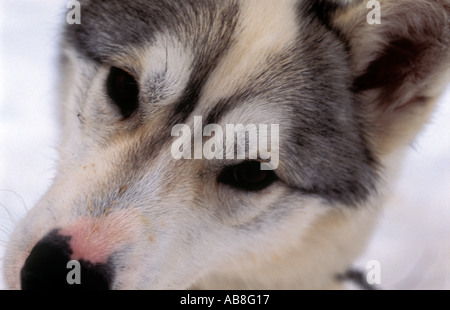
[20, 230, 112, 290]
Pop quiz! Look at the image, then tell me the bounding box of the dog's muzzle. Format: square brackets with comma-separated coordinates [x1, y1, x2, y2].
[20, 230, 112, 290]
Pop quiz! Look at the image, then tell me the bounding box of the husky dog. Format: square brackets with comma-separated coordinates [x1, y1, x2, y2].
[3, 0, 449, 289]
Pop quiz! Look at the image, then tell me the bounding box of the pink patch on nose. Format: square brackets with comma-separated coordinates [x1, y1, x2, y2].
[60, 211, 137, 264]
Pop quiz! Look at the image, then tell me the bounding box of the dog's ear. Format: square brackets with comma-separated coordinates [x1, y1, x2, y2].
[333, 0, 450, 154]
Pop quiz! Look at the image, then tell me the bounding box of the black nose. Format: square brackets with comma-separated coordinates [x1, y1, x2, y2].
[20, 230, 112, 290]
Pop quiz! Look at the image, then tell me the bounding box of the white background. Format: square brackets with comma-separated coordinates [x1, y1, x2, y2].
[0, 0, 449, 290]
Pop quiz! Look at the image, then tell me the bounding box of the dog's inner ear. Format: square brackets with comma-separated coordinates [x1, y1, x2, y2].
[107, 67, 139, 119]
[333, 1, 450, 154]
[353, 38, 429, 105]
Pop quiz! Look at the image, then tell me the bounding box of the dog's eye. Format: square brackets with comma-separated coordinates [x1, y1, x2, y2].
[106, 67, 139, 119]
[217, 161, 278, 192]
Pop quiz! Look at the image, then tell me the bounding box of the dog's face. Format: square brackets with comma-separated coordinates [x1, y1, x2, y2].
[4, 0, 449, 289]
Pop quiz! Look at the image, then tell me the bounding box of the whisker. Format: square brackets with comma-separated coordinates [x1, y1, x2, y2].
[0, 189, 29, 217]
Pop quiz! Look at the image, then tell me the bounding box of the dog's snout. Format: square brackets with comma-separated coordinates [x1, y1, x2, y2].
[20, 230, 112, 290]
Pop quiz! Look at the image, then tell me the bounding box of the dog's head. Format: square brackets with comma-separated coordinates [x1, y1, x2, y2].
[4, 0, 449, 289]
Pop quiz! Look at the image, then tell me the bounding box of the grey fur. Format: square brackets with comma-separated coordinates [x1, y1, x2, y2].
[65, 0, 378, 206]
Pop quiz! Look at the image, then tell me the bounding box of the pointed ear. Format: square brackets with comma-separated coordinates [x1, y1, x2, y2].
[333, 0, 450, 154]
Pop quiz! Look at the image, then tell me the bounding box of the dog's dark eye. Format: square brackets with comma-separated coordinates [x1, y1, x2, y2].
[217, 161, 278, 192]
[106, 67, 139, 119]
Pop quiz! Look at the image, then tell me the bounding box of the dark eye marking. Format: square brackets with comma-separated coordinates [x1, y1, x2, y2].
[106, 67, 139, 119]
[217, 161, 278, 192]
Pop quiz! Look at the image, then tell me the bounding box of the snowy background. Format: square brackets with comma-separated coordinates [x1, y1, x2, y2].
[0, 0, 449, 290]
